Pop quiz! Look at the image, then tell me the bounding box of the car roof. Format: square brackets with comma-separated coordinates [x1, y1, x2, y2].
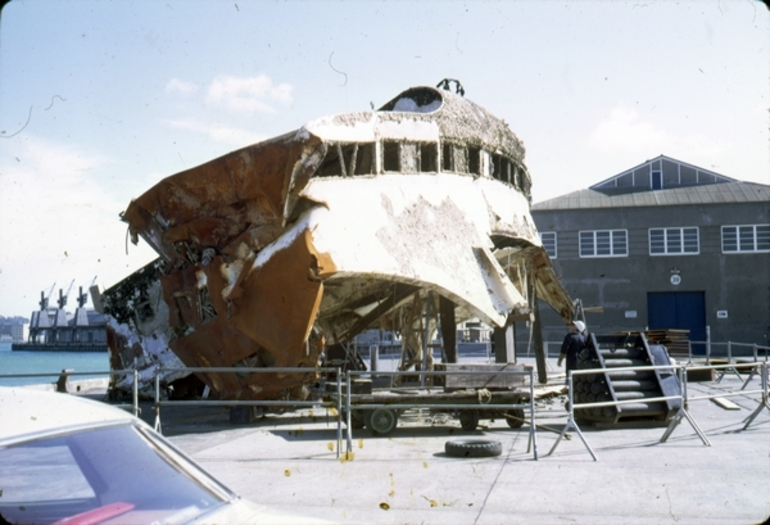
[0, 386, 139, 445]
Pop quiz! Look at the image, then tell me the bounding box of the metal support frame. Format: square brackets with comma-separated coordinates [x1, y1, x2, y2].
[743, 363, 770, 430]
[715, 342, 744, 383]
[741, 363, 761, 391]
[335, 367, 343, 459]
[659, 367, 711, 446]
[548, 363, 712, 460]
[525, 371, 539, 460]
[345, 373, 353, 457]
[132, 370, 139, 417]
[545, 371, 597, 461]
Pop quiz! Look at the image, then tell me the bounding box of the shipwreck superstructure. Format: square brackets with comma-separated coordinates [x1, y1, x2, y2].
[99, 83, 574, 399]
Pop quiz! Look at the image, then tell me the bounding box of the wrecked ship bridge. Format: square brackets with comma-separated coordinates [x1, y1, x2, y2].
[97, 83, 575, 400]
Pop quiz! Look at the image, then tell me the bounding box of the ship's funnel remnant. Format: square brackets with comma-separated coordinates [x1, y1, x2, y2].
[102, 85, 573, 399]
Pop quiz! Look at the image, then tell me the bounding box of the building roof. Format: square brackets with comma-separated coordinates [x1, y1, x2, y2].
[590, 154, 735, 192]
[533, 154, 770, 211]
[533, 180, 770, 211]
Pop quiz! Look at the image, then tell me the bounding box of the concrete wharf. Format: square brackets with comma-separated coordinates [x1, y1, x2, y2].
[130, 357, 770, 525]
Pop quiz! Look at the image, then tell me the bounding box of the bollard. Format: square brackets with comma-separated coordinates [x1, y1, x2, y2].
[57, 369, 74, 393]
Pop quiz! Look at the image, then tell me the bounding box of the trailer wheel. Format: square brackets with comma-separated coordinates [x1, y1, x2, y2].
[365, 408, 398, 436]
[505, 408, 525, 429]
[445, 439, 502, 458]
[343, 409, 365, 429]
[459, 409, 480, 431]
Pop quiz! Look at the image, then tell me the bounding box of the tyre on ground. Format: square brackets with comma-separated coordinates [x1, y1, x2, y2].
[444, 439, 503, 458]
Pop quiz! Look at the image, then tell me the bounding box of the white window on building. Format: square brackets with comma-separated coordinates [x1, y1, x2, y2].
[579, 229, 628, 258]
[649, 227, 699, 255]
[722, 224, 770, 253]
[540, 231, 557, 259]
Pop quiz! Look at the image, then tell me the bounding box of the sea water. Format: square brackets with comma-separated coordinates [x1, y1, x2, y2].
[0, 342, 110, 387]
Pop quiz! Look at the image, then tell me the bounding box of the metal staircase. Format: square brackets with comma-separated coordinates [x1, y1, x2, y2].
[574, 332, 681, 425]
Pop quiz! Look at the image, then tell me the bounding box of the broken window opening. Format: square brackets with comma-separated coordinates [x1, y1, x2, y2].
[442, 143, 453, 172]
[491, 154, 511, 183]
[353, 143, 375, 175]
[383, 141, 400, 172]
[468, 147, 480, 175]
[314, 143, 376, 177]
[420, 143, 438, 173]
[513, 165, 522, 190]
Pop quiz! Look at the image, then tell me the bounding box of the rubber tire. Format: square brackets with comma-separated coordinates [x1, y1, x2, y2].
[505, 408, 525, 429]
[343, 409, 365, 429]
[445, 439, 503, 458]
[459, 409, 480, 431]
[365, 408, 398, 436]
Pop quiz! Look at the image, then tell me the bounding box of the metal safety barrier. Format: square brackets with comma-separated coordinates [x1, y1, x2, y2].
[680, 340, 769, 368]
[548, 361, 770, 460]
[0, 369, 141, 416]
[340, 367, 539, 460]
[151, 366, 345, 457]
[681, 361, 770, 431]
[548, 364, 708, 461]
[742, 362, 770, 429]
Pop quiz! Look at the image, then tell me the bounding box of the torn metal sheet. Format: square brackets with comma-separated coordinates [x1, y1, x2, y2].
[100, 84, 574, 400]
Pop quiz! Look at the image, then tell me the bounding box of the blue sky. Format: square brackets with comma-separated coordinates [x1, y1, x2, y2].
[0, 0, 768, 318]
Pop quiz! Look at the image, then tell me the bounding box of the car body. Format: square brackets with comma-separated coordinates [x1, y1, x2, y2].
[0, 387, 324, 524]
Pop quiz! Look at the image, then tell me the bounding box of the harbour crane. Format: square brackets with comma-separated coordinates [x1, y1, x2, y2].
[77, 276, 98, 307]
[58, 279, 75, 310]
[39, 282, 56, 310]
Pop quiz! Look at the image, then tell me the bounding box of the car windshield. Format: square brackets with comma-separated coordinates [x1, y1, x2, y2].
[0, 424, 228, 525]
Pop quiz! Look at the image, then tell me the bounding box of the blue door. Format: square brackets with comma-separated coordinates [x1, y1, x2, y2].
[647, 292, 706, 354]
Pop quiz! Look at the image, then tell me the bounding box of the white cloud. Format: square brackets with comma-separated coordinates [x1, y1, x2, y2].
[163, 118, 266, 146]
[588, 102, 726, 162]
[166, 78, 199, 94]
[0, 137, 156, 317]
[206, 75, 293, 114]
[588, 104, 673, 154]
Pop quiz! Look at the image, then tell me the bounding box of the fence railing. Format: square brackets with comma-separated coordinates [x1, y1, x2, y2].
[2, 360, 768, 462]
[0, 369, 140, 416]
[549, 361, 770, 460]
[149, 366, 345, 455]
[515, 339, 770, 362]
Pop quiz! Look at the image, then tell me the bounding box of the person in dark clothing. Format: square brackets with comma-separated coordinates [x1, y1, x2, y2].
[557, 320, 586, 372]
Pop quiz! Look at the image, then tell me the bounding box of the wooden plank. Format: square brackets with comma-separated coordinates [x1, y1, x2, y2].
[686, 367, 715, 382]
[349, 388, 526, 406]
[444, 363, 527, 390]
[711, 397, 740, 410]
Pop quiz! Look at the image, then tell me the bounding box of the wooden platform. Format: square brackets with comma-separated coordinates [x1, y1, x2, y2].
[440, 363, 528, 390]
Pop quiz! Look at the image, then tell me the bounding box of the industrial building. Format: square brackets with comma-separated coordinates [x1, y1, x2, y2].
[531, 155, 770, 354]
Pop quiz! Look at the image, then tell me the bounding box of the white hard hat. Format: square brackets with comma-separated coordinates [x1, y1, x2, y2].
[572, 320, 586, 333]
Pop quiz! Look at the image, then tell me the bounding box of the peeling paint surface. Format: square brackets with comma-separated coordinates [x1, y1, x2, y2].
[101, 85, 573, 400]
